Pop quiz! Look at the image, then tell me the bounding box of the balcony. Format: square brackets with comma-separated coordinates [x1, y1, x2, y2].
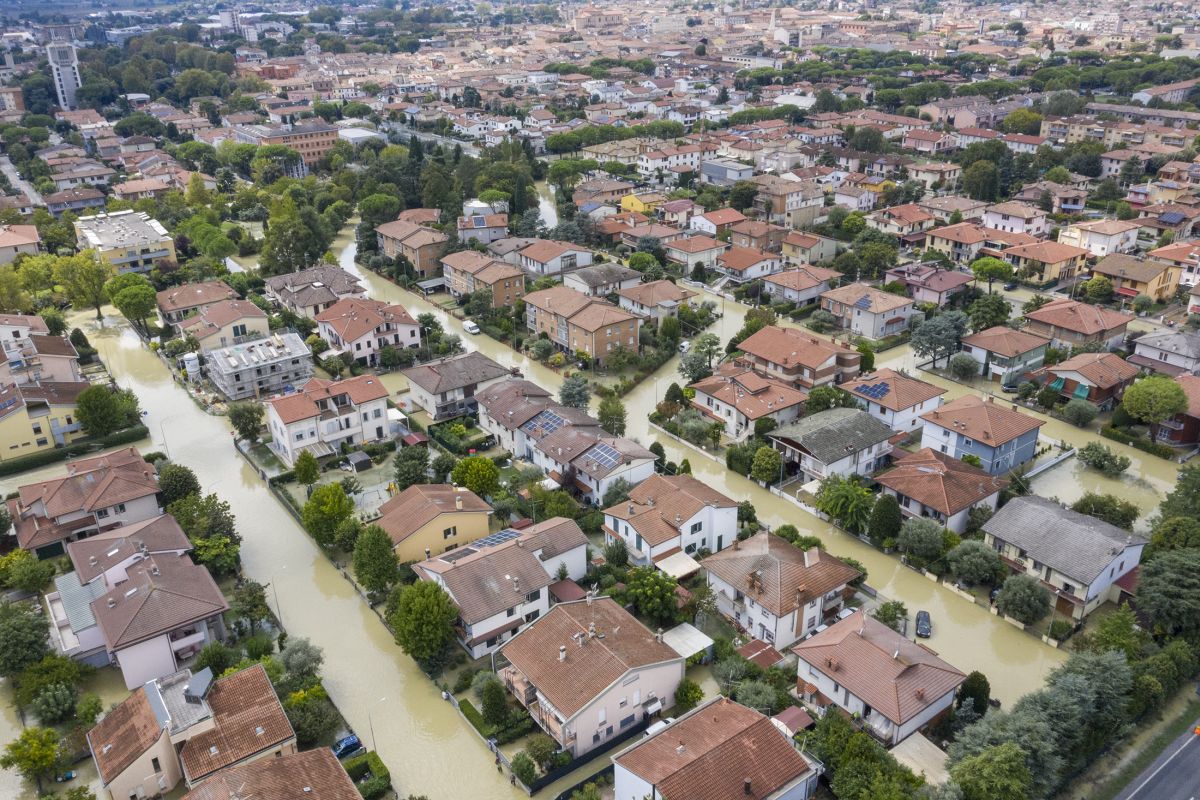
[501, 665, 538, 707]
[169, 628, 207, 652]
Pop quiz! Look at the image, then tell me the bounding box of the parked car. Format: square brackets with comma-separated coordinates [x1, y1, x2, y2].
[805, 623, 829, 640]
[332, 734, 365, 760]
[643, 717, 676, 738]
[915, 610, 932, 638]
[678, 340, 691, 353]
[1000, 381, 1020, 394]
[1003, 281, 1018, 291]
[463, 320, 481, 335]
[837, 607, 855, 621]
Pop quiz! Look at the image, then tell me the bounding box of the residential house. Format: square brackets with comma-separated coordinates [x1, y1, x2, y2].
[876, 448, 1007, 534]
[562, 264, 641, 297]
[621, 192, 667, 215]
[180, 750, 357, 800]
[1013, 181, 1088, 214]
[960, 326, 1050, 383]
[820, 283, 914, 340]
[1128, 329, 1200, 376]
[690, 364, 808, 441]
[1058, 219, 1141, 257]
[9, 447, 160, 559]
[705, 532, 860, 648]
[44, 187, 106, 217]
[1002, 241, 1091, 286]
[919, 395, 1043, 475]
[264, 375, 390, 467]
[762, 266, 842, 307]
[263, 264, 365, 319]
[918, 196, 987, 224]
[663, 235, 727, 272]
[842, 368, 946, 433]
[793, 611, 966, 746]
[611, 697, 820, 800]
[457, 212, 509, 244]
[982, 202, 1049, 236]
[982, 496, 1146, 620]
[1031, 352, 1140, 409]
[315, 297, 420, 366]
[0, 382, 90, 453]
[866, 204, 936, 238]
[903, 128, 957, 154]
[717, 246, 783, 284]
[767, 408, 895, 483]
[111, 178, 171, 202]
[203, 332, 313, 402]
[441, 250, 526, 305]
[156, 281, 237, 328]
[1158, 373, 1200, 446]
[88, 664, 295, 799]
[498, 597, 684, 757]
[529, 424, 656, 506]
[781, 232, 839, 266]
[523, 286, 641, 366]
[752, 176, 824, 228]
[400, 351, 511, 421]
[616, 280, 696, 324]
[519, 240, 594, 276]
[0, 332, 83, 386]
[882, 262, 974, 307]
[735, 325, 861, 389]
[177, 300, 268, 349]
[730, 221, 788, 253]
[602, 474, 738, 567]
[476, 379, 592, 457]
[0, 224, 39, 265]
[375, 218, 449, 278]
[689, 208, 747, 237]
[908, 162, 962, 192]
[699, 158, 754, 186]
[1024, 298, 1133, 350]
[376, 484, 491, 562]
[1148, 240, 1200, 287]
[75, 210, 175, 274]
[1090, 254, 1181, 303]
[414, 519, 588, 658]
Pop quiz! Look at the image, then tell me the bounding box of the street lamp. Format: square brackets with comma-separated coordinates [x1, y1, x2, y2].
[368, 696, 386, 751]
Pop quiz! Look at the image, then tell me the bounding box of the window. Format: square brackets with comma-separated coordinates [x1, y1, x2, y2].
[507, 607, 516, 617]
[525, 589, 540, 603]
[97, 508, 109, 519]
[443, 526, 457, 539]
[598, 707, 606, 725]
[619, 697, 627, 708]
[151, 758, 161, 774]
[116, 503, 126, 514]
[31, 423, 41, 434]
[689, 521, 702, 534]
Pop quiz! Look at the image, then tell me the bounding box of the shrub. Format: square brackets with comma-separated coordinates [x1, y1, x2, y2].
[511, 752, 538, 786]
[995, 574, 1050, 624]
[674, 678, 704, 714]
[31, 683, 76, 724]
[1048, 619, 1073, 641]
[948, 352, 980, 380]
[472, 670, 501, 700]
[1062, 398, 1098, 427]
[344, 751, 391, 800]
[453, 669, 477, 694]
[1077, 441, 1131, 476]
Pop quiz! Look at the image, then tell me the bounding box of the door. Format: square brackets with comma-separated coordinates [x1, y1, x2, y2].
[376, 426, 383, 439]
[716, 535, 723, 551]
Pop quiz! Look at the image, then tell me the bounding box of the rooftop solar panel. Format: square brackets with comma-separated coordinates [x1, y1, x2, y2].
[587, 442, 622, 470]
[473, 528, 522, 549]
[854, 295, 873, 310]
[472, 215, 487, 227]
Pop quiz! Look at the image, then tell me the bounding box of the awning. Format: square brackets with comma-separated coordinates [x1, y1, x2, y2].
[1073, 383, 1091, 399]
[1049, 376, 1065, 391]
[643, 699, 663, 715]
[401, 432, 428, 446]
[1115, 286, 1139, 297]
[662, 622, 714, 661]
[655, 550, 702, 579]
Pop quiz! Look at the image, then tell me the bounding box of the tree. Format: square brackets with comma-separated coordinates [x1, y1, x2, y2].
[677, 350, 713, 383]
[1061, 398, 1098, 427]
[910, 311, 968, 367]
[54, 253, 112, 318]
[559, 376, 590, 409]
[1138, 549, 1200, 637]
[805, 386, 858, 413]
[293, 450, 321, 488]
[0, 550, 53, 594]
[481, 677, 510, 727]
[674, 678, 704, 714]
[967, 293, 1010, 332]
[958, 671, 991, 713]
[231, 581, 271, 634]
[604, 537, 629, 568]
[1070, 492, 1138, 530]
[735, 680, 778, 714]
[450, 456, 500, 499]
[105, 273, 156, 330]
[279, 637, 324, 689]
[951, 742, 1032, 800]
[898, 518, 946, 565]
[0, 601, 51, 677]
[962, 161, 1000, 201]
[354, 524, 399, 595]
[750, 445, 782, 485]
[868, 494, 902, 547]
[158, 463, 201, 507]
[389, 581, 458, 669]
[1160, 462, 1200, 521]
[1122, 376, 1188, 439]
[1148, 516, 1200, 556]
[1003, 108, 1043, 135]
[815, 476, 874, 534]
[0, 727, 61, 783]
[227, 402, 265, 442]
[872, 600, 908, 632]
[624, 567, 679, 626]
[75, 385, 130, 436]
[995, 574, 1050, 624]
[949, 352, 981, 380]
[947, 540, 1002, 585]
[597, 396, 626, 436]
[169, 492, 239, 543]
[393, 446, 430, 490]
[1084, 275, 1113, 303]
[302, 483, 355, 546]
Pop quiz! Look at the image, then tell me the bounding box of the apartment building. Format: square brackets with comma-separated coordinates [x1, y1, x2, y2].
[523, 286, 641, 366]
[204, 331, 313, 401]
[75, 211, 175, 274]
[265, 374, 390, 467]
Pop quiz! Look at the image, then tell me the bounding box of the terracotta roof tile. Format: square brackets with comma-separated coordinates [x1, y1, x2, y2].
[87, 687, 162, 785]
[1025, 298, 1133, 336]
[737, 325, 854, 369]
[376, 484, 490, 545]
[920, 394, 1042, 447]
[182, 749, 358, 800]
[876, 448, 1008, 516]
[842, 368, 945, 412]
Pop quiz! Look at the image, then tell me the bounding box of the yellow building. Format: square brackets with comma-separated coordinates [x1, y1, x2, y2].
[0, 382, 90, 461]
[375, 483, 492, 562]
[620, 192, 666, 215]
[1090, 254, 1181, 302]
[74, 210, 176, 274]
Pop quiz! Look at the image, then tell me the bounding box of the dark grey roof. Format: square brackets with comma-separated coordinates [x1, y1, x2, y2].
[768, 407, 894, 465]
[264, 264, 363, 309]
[568, 263, 641, 288]
[981, 496, 1146, 585]
[1133, 329, 1200, 360]
[401, 351, 510, 394]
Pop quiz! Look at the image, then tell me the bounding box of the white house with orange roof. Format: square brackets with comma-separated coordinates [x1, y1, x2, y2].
[820, 283, 914, 340]
[265, 375, 391, 466]
[689, 363, 807, 441]
[315, 297, 420, 366]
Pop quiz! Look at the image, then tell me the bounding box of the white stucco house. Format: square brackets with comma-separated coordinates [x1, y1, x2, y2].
[265, 375, 390, 467]
[602, 474, 738, 568]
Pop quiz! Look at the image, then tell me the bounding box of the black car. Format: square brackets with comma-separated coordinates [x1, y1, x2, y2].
[915, 610, 932, 638]
[1003, 281, 1018, 291]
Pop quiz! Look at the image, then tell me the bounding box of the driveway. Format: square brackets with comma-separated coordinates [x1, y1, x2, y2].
[0, 155, 44, 206]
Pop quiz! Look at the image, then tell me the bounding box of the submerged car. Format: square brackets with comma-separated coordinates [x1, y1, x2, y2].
[332, 734, 365, 760]
[915, 610, 932, 638]
[462, 320, 481, 334]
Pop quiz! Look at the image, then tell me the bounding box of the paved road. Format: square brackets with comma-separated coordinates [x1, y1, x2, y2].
[1115, 717, 1200, 800]
[0, 155, 44, 206]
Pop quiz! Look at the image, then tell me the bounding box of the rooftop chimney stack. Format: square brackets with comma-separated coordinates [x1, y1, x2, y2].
[744, 778, 753, 795]
[455, 493, 463, 511]
[559, 645, 567, 662]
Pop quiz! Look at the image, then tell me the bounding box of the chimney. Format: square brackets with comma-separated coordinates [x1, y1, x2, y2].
[106, 597, 116, 608]
[89, 556, 98, 566]
[559, 645, 567, 662]
[656, 627, 664, 642]
[588, 621, 596, 638]
[676, 742, 686, 755]
[425, 548, 431, 559]
[513, 577, 521, 593]
[455, 493, 463, 511]
[733, 538, 740, 550]
[916, 687, 925, 699]
[744, 778, 753, 795]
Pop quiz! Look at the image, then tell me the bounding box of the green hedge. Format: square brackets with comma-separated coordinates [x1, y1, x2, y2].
[344, 751, 391, 800]
[1100, 426, 1177, 459]
[267, 470, 296, 487]
[0, 425, 150, 478]
[459, 698, 489, 735]
[458, 698, 535, 743]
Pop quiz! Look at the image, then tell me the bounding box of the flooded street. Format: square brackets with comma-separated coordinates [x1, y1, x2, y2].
[534, 181, 558, 229]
